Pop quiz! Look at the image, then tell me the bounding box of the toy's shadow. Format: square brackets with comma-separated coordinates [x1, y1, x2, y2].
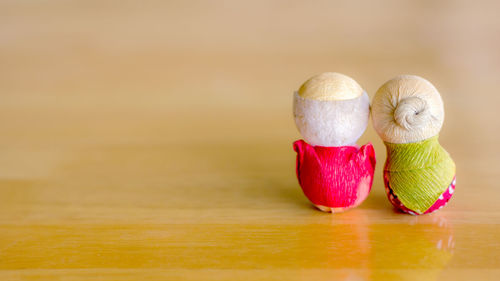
[207, 141, 389, 212]
[204, 141, 310, 209]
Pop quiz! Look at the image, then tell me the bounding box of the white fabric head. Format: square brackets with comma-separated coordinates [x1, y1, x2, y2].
[371, 75, 444, 144]
[293, 91, 370, 147]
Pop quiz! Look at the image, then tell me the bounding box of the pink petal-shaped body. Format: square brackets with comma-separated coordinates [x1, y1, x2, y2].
[293, 140, 376, 210]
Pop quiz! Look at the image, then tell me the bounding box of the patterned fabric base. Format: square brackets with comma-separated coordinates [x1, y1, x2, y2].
[384, 174, 456, 215]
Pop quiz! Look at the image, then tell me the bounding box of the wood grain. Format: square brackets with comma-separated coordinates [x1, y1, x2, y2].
[0, 1, 499, 280]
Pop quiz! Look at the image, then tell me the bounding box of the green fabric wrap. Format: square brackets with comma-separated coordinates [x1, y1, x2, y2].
[384, 135, 456, 214]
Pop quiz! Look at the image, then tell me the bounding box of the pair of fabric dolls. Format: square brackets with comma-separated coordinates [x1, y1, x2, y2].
[293, 73, 456, 215]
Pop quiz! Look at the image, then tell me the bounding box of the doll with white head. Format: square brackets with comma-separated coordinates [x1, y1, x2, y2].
[371, 75, 456, 215]
[293, 72, 376, 213]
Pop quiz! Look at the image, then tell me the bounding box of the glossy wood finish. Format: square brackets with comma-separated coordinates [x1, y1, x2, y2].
[1, 1, 499, 280]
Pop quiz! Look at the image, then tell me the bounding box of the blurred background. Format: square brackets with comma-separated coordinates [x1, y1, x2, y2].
[1, 0, 499, 210]
[1, 0, 499, 280]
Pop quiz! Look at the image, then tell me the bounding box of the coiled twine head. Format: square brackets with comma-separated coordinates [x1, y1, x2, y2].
[371, 75, 444, 144]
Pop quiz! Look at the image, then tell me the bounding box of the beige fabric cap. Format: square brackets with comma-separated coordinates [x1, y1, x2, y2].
[298, 72, 364, 101]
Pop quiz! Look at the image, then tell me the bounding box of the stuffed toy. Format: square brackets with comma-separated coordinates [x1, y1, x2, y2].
[371, 75, 456, 215]
[293, 72, 376, 213]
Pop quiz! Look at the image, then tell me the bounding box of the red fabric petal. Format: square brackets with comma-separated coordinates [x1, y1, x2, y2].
[293, 140, 376, 208]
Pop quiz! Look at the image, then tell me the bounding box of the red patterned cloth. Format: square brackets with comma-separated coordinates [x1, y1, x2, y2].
[293, 140, 376, 209]
[384, 173, 456, 215]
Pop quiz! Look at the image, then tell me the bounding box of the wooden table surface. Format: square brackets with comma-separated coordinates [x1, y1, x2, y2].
[1, 1, 499, 280]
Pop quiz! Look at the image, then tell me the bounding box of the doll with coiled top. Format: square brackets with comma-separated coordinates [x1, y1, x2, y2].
[371, 75, 456, 215]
